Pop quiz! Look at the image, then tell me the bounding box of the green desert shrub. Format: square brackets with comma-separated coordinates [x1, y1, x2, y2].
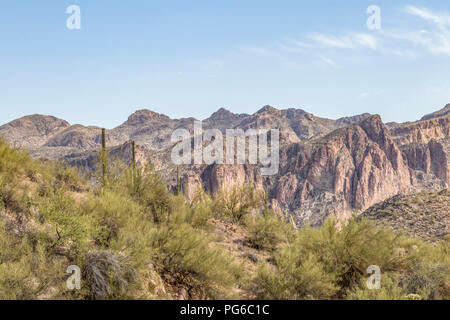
[400, 264, 450, 300]
[0, 221, 66, 300]
[255, 252, 337, 299]
[212, 183, 265, 222]
[246, 209, 294, 251]
[255, 217, 422, 299]
[346, 273, 409, 300]
[0, 178, 31, 213]
[82, 188, 157, 272]
[297, 218, 419, 295]
[169, 194, 213, 229]
[152, 221, 242, 299]
[115, 164, 172, 224]
[38, 190, 93, 255]
[0, 139, 34, 178]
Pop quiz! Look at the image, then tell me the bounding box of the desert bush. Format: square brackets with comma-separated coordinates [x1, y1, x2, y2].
[111, 164, 172, 224]
[0, 220, 66, 300]
[169, 194, 213, 229]
[212, 183, 265, 222]
[82, 250, 138, 300]
[39, 191, 93, 255]
[0, 179, 30, 213]
[246, 209, 294, 251]
[400, 264, 450, 300]
[152, 221, 242, 299]
[346, 273, 408, 300]
[298, 218, 419, 295]
[255, 217, 422, 299]
[255, 252, 337, 299]
[81, 188, 157, 273]
[0, 139, 33, 178]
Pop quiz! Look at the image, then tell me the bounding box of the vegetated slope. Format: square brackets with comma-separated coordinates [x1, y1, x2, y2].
[0, 139, 449, 300]
[363, 190, 450, 242]
[421, 104, 450, 121]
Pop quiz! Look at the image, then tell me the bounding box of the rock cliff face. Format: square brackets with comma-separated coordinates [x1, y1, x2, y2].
[1, 104, 449, 226]
[390, 109, 450, 188]
[270, 116, 412, 225]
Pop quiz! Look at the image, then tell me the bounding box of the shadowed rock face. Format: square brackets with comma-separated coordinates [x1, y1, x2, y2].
[270, 115, 412, 225]
[391, 110, 450, 188]
[0, 104, 449, 226]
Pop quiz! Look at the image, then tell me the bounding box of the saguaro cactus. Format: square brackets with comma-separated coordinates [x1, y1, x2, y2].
[176, 166, 183, 195]
[101, 128, 107, 186]
[131, 141, 136, 170]
[131, 140, 137, 191]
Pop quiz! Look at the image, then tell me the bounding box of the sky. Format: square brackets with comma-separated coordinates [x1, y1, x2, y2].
[1, 0, 450, 129]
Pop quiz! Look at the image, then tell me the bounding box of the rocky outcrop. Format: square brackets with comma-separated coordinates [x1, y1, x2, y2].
[401, 140, 449, 187]
[271, 116, 412, 225]
[390, 107, 450, 188]
[391, 116, 450, 146]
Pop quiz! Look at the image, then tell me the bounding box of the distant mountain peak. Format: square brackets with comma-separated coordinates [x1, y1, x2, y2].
[256, 105, 279, 114]
[126, 109, 170, 123]
[0, 114, 71, 148]
[209, 107, 234, 120]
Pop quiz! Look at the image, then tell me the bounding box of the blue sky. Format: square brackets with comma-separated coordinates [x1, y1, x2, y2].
[1, 0, 450, 128]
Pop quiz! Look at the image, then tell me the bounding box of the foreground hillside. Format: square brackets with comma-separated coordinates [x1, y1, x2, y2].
[364, 190, 449, 242]
[0, 139, 449, 300]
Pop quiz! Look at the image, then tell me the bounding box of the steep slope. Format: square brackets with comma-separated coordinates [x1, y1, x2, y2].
[421, 104, 450, 121]
[363, 189, 450, 242]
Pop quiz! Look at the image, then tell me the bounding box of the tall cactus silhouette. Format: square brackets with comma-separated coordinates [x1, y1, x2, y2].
[131, 140, 137, 191]
[131, 141, 136, 170]
[101, 128, 107, 186]
[176, 166, 183, 195]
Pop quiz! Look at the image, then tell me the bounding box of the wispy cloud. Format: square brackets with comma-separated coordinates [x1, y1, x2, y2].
[278, 38, 311, 53]
[307, 33, 378, 50]
[405, 6, 450, 27]
[308, 33, 354, 48]
[236, 6, 450, 71]
[393, 6, 450, 55]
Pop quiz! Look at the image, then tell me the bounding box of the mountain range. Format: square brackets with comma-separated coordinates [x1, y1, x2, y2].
[1, 103, 449, 226]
